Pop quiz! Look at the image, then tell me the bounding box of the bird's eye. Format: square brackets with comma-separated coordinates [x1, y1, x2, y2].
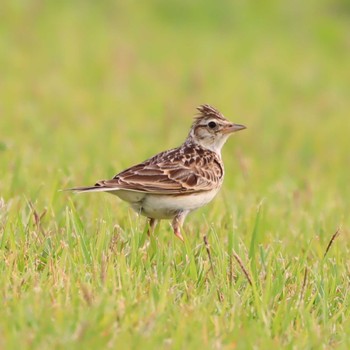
[208, 121, 217, 129]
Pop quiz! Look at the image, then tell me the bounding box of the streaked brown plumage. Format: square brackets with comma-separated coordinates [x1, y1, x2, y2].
[67, 104, 246, 241]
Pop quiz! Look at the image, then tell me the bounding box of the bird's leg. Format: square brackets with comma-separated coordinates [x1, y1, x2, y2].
[171, 211, 189, 242]
[146, 218, 158, 237]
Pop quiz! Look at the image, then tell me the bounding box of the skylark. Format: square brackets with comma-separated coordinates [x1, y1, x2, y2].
[68, 104, 246, 241]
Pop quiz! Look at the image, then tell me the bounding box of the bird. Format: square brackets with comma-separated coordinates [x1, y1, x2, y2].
[67, 104, 246, 241]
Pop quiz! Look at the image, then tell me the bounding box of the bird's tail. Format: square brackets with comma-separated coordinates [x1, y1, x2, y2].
[63, 185, 114, 193]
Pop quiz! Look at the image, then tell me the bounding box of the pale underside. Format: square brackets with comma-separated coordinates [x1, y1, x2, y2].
[110, 187, 221, 219]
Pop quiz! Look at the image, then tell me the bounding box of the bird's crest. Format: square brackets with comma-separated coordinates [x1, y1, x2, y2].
[194, 104, 226, 122]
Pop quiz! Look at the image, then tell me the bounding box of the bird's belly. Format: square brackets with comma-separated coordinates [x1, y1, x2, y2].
[112, 190, 146, 204]
[141, 190, 220, 219]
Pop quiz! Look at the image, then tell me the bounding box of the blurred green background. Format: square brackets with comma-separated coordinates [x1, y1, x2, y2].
[1, 0, 349, 194]
[0, 0, 350, 348]
[1, 0, 350, 238]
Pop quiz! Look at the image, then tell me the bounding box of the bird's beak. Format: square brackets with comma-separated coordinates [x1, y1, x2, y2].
[222, 123, 247, 134]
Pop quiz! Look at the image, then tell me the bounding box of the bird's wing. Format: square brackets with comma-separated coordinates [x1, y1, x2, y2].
[88, 146, 224, 194]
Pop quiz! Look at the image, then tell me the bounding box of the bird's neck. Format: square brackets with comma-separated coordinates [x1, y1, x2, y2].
[184, 136, 224, 158]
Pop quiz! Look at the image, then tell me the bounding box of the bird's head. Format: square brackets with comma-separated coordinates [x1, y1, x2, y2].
[188, 104, 246, 154]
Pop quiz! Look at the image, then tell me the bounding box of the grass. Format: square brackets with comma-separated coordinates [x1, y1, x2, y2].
[0, 1, 350, 349]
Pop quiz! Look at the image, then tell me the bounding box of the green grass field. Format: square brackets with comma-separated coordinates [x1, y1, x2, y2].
[1, 1, 350, 349]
